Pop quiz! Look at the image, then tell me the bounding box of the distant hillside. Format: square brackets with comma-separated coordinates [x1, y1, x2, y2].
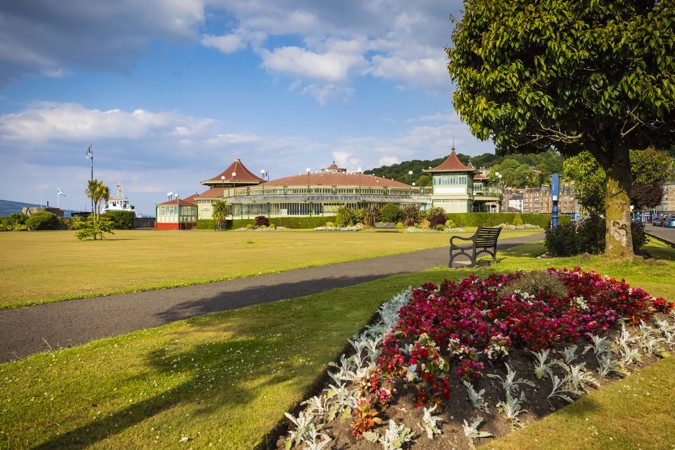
[0, 199, 40, 216]
[0, 199, 77, 217]
[365, 150, 563, 188]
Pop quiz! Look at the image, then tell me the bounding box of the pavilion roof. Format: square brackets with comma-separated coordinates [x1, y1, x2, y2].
[201, 159, 263, 186]
[426, 150, 477, 173]
[265, 171, 410, 188]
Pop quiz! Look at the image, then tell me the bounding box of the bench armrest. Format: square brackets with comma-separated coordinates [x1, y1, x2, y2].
[450, 235, 473, 246]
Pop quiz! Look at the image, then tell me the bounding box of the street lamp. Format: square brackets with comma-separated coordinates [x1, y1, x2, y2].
[260, 169, 267, 195]
[494, 172, 503, 212]
[357, 167, 362, 195]
[306, 168, 311, 191]
[85, 145, 94, 212]
[221, 175, 225, 192]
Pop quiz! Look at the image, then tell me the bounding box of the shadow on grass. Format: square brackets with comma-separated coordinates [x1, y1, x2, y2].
[31, 330, 313, 449]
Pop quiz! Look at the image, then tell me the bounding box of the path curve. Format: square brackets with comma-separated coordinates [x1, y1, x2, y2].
[0, 233, 544, 363]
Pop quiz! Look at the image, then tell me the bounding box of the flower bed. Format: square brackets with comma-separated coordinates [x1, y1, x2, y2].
[280, 268, 674, 449]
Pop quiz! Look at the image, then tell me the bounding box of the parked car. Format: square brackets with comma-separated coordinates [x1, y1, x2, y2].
[666, 215, 675, 228]
[653, 215, 666, 227]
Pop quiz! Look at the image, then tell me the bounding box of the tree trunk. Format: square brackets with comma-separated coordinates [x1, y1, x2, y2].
[603, 141, 634, 258]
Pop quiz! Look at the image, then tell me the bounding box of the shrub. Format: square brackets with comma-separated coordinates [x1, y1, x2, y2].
[400, 204, 423, 226]
[26, 212, 64, 230]
[577, 214, 605, 254]
[545, 215, 647, 256]
[380, 203, 401, 223]
[429, 212, 447, 229]
[74, 216, 115, 240]
[255, 215, 269, 227]
[361, 205, 380, 227]
[631, 221, 647, 250]
[3, 213, 28, 231]
[512, 212, 524, 226]
[336, 206, 357, 227]
[498, 270, 568, 299]
[545, 223, 579, 256]
[103, 210, 135, 230]
[425, 206, 446, 221]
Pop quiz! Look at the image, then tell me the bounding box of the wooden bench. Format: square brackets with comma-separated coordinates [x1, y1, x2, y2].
[449, 226, 501, 268]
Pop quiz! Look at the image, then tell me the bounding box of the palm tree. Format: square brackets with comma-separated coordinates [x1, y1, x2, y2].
[85, 179, 110, 224]
[212, 200, 231, 230]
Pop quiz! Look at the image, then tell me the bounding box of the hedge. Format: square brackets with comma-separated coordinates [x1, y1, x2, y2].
[197, 216, 337, 230]
[103, 210, 136, 230]
[445, 212, 570, 228]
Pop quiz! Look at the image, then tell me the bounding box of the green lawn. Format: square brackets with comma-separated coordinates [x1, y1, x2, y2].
[0, 237, 673, 449]
[0, 228, 540, 309]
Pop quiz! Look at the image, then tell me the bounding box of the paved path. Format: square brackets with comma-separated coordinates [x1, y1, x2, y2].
[645, 224, 675, 246]
[0, 233, 545, 363]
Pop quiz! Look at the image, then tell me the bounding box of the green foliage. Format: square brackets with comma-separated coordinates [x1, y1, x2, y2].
[565, 148, 673, 213]
[25, 212, 64, 230]
[545, 223, 579, 257]
[546, 215, 647, 256]
[512, 213, 524, 226]
[448, 0, 674, 256]
[360, 205, 380, 227]
[85, 179, 110, 224]
[379, 203, 401, 223]
[445, 212, 566, 228]
[0, 213, 29, 231]
[425, 206, 446, 221]
[103, 210, 135, 230]
[400, 204, 423, 227]
[366, 151, 562, 189]
[212, 200, 231, 230]
[197, 219, 217, 230]
[74, 215, 115, 240]
[336, 206, 357, 227]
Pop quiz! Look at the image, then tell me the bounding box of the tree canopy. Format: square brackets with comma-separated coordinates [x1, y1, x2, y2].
[448, 0, 675, 257]
[565, 147, 673, 214]
[365, 150, 562, 187]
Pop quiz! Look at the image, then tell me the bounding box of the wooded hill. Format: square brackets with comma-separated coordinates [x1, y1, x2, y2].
[365, 149, 563, 188]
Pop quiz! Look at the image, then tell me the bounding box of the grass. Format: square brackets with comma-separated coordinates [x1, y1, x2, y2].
[1, 237, 673, 449]
[482, 356, 675, 450]
[0, 228, 540, 309]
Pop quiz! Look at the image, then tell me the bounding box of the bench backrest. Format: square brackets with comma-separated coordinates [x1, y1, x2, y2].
[475, 226, 501, 246]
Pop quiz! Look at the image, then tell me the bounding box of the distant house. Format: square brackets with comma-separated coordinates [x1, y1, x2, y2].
[155, 195, 198, 230]
[425, 150, 501, 213]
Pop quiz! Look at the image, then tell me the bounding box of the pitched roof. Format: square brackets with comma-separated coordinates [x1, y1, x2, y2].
[201, 159, 263, 186]
[194, 187, 227, 200]
[157, 198, 197, 206]
[426, 150, 476, 173]
[265, 171, 410, 188]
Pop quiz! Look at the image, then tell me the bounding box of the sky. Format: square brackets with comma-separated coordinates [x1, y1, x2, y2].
[0, 0, 496, 216]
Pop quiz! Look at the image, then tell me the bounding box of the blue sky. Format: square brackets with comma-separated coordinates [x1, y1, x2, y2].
[0, 0, 495, 216]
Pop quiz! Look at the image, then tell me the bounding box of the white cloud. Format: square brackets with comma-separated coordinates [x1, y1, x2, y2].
[259, 47, 367, 82]
[0, 102, 218, 142]
[201, 33, 245, 53]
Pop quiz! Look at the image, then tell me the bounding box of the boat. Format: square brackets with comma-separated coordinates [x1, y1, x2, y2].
[101, 182, 140, 217]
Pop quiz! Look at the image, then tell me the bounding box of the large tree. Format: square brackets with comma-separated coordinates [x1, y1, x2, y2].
[448, 0, 674, 257]
[565, 147, 673, 214]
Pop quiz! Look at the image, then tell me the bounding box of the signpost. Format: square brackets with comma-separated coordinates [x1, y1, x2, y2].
[551, 173, 560, 229]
